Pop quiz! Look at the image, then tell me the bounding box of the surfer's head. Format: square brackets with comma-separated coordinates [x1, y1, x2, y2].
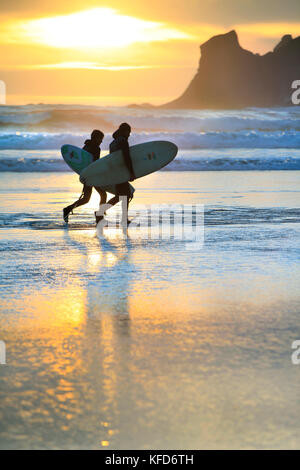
[91, 129, 104, 145]
[118, 122, 131, 139]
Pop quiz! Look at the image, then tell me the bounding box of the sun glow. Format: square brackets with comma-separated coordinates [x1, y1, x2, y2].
[14, 8, 190, 49]
[237, 22, 300, 38]
[26, 62, 154, 71]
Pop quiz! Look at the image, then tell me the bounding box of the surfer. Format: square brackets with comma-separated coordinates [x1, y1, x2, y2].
[96, 122, 135, 225]
[63, 130, 106, 222]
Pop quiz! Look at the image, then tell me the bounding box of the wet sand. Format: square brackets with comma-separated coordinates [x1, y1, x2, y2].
[0, 170, 300, 449]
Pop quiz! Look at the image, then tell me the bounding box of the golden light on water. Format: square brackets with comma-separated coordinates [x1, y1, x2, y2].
[3, 286, 87, 328]
[12, 8, 191, 50]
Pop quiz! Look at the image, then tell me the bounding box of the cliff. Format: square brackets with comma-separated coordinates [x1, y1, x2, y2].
[161, 30, 300, 108]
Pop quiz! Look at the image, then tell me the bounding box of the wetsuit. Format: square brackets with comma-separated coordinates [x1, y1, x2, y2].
[66, 139, 107, 211]
[107, 131, 135, 208]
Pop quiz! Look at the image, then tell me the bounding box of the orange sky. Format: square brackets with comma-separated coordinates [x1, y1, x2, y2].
[0, 1, 299, 105]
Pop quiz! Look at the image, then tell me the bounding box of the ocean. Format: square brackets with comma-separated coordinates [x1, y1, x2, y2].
[0, 104, 300, 171]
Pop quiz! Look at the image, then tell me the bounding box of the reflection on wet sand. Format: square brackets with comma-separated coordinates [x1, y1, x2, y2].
[1, 171, 300, 449]
[1, 228, 136, 448]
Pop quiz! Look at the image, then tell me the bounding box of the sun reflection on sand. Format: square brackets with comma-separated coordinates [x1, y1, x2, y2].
[1, 168, 300, 448]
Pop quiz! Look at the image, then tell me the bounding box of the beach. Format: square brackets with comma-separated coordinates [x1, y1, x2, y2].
[1, 169, 300, 449]
[1, 0, 300, 451]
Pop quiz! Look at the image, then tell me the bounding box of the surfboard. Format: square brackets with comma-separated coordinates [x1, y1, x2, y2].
[61, 144, 93, 174]
[61, 144, 134, 196]
[79, 141, 178, 187]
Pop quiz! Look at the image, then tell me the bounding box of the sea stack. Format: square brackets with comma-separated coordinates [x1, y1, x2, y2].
[162, 30, 300, 108]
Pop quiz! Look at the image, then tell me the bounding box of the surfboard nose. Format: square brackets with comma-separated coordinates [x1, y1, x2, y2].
[159, 140, 178, 159]
[169, 141, 178, 158]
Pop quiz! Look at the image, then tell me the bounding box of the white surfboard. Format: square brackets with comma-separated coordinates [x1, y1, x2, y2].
[79, 141, 178, 187]
[61, 144, 134, 196]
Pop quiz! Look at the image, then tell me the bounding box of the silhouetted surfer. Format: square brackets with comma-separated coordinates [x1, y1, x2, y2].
[63, 130, 106, 222]
[96, 123, 135, 225]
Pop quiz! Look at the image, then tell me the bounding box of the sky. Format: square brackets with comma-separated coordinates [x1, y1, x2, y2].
[0, 0, 299, 105]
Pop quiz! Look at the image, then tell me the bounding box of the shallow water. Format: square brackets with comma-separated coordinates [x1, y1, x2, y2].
[0, 171, 300, 449]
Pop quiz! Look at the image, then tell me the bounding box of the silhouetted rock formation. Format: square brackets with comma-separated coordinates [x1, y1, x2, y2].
[162, 30, 300, 108]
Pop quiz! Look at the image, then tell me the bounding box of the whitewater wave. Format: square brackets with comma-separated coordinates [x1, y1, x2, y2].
[1, 149, 299, 172]
[0, 129, 300, 151]
[0, 105, 299, 134]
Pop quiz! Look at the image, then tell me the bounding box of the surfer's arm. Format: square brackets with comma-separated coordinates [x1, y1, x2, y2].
[121, 141, 135, 181]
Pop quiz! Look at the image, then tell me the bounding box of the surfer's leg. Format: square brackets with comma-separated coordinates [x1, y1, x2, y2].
[63, 185, 92, 222]
[94, 187, 108, 224]
[72, 185, 92, 209]
[110, 183, 128, 206]
[118, 183, 134, 224]
[121, 183, 134, 207]
[94, 187, 107, 205]
[105, 182, 131, 208]
[95, 194, 119, 225]
[105, 184, 134, 223]
[106, 194, 120, 208]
